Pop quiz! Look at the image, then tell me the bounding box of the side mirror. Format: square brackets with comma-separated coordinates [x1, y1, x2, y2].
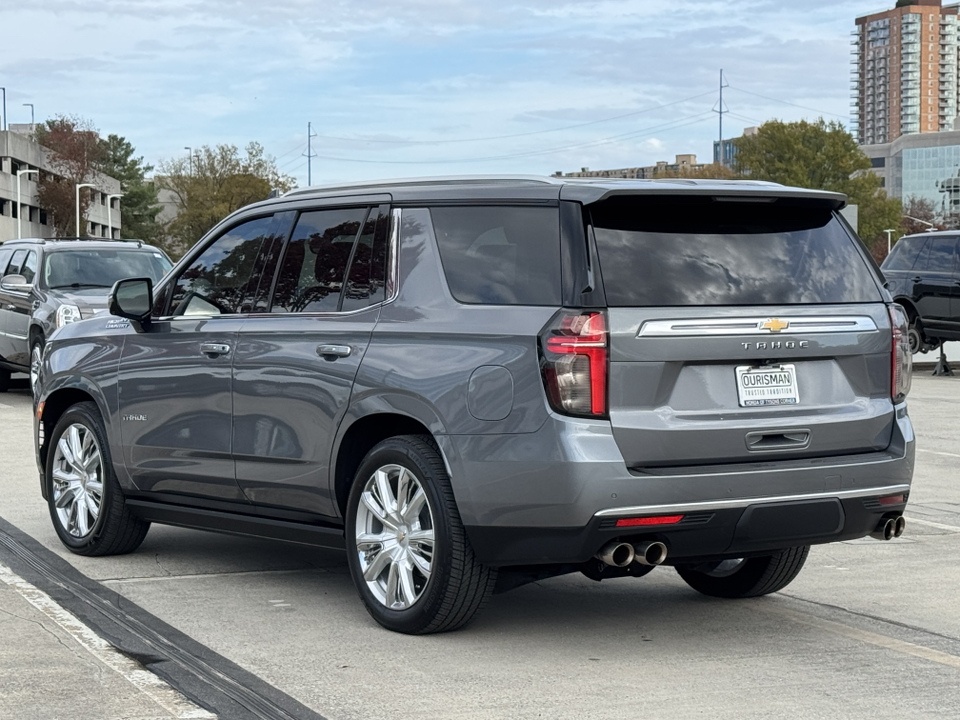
[0, 274, 33, 293]
[109, 277, 154, 332]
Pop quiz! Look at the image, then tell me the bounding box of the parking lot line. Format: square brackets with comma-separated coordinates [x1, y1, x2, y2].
[0, 560, 215, 720]
[916, 447, 960, 459]
[905, 516, 960, 532]
[767, 606, 960, 671]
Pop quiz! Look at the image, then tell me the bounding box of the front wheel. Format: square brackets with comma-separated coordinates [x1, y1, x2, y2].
[30, 337, 44, 391]
[345, 435, 497, 634]
[46, 401, 150, 556]
[675, 546, 810, 598]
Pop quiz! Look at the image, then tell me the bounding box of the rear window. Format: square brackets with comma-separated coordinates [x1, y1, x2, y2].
[590, 196, 883, 306]
[430, 206, 561, 305]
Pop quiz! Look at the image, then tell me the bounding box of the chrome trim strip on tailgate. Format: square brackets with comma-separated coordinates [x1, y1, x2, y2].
[637, 316, 878, 337]
[594, 484, 911, 518]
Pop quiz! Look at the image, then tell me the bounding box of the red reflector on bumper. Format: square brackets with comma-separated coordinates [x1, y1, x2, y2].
[878, 494, 906, 506]
[615, 515, 685, 528]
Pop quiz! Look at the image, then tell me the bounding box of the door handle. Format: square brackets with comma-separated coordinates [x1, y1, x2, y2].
[317, 344, 352, 359]
[200, 342, 231, 357]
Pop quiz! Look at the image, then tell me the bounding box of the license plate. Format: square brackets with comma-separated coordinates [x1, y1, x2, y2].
[735, 364, 799, 407]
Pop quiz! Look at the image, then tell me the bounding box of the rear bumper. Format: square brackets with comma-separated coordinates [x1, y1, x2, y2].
[439, 406, 915, 567]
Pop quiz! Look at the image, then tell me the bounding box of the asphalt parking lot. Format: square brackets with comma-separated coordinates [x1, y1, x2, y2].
[1, 371, 959, 720]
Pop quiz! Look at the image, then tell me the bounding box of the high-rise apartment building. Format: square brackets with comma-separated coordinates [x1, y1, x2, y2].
[852, 0, 959, 145]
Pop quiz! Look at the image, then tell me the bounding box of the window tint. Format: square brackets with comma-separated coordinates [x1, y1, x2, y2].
[591, 197, 883, 306]
[342, 208, 389, 312]
[271, 207, 367, 313]
[882, 238, 924, 272]
[170, 215, 278, 316]
[919, 236, 959, 272]
[20, 251, 37, 284]
[430, 206, 561, 305]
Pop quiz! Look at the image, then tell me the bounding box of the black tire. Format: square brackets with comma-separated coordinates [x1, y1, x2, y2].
[46, 401, 150, 556]
[345, 435, 497, 634]
[675, 546, 810, 598]
[30, 336, 44, 392]
[0, 369, 9, 393]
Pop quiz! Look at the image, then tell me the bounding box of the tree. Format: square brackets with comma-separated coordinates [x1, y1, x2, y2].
[734, 119, 902, 259]
[97, 134, 164, 244]
[157, 143, 295, 258]
[901, 195, 946, 235]
[34, 116, 105, 237]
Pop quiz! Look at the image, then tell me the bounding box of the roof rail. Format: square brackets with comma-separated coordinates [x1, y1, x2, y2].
[282, 174, 561, 198]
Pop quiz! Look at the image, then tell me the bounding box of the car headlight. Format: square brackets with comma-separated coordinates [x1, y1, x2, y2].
[56, 304, 82, 329]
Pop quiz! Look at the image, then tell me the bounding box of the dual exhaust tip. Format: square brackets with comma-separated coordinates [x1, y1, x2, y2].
[870, 515, 906, 541]
[596, 540, 668, 568]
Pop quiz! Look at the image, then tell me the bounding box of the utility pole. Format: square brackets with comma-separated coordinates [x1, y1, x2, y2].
[1, 87, 6, 131]
[304, 122, 317, 186]
[713, 69, 729, 166]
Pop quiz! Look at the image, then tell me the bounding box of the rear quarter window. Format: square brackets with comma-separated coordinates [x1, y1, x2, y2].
[881, 238, 924, 272]
[590, 196, 884, 306]
[430, 205, 561, 306]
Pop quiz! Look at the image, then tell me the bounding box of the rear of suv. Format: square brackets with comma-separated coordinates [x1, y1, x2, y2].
[34, 177, 915, 634]
[0, 237, 171, 392]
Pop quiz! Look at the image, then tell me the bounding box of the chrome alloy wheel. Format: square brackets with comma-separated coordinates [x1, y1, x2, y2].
[354, 464, 436, 610]
[51, 423, 104, 538]
[30, 343, 42, 390]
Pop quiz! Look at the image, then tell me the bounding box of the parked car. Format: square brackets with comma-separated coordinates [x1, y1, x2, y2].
[0, 238, 172, 392]
[880, 231, 960, 354]
[34, 177, 915, 634]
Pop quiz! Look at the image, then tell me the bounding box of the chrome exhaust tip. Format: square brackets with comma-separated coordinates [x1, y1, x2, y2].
[893, 515, 906, 538]
[869, 517, 897, 541]
[596, 541, 636, 568]
[632, 541, 668, 566]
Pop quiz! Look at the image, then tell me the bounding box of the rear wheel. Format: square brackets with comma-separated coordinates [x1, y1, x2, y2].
[0, 369, 8, 393]
[46, 402, 150, 556]
[345, 435, 497, 634]
[675, 546, 809, 598]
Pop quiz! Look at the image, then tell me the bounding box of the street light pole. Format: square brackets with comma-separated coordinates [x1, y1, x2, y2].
[16, 169, 39, 239]
[106, 193, 124, 239]
[903, 214, 936, 231]
[23, 103, 34, 126]
[884, 228, 897, 254]
[1, 87, 6, 131]
[184, 146, 193, 174]
[75, 183, 96, 237]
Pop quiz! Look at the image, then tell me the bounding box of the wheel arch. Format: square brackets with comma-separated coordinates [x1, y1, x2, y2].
[894, 297, 919, 322]
[39, 384, 108, 475]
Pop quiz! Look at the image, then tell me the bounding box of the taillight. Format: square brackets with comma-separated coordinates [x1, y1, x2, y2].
[889, 304, 912, 403]
[540, 310, 608, 418]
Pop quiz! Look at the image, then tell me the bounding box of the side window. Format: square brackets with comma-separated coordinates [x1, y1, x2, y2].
[342, 206, 389, 312]
[922, 236, 959, 272]
[6, 249, 27, 277]
[0, 248, 13, 276]
[883, 239, 917, 271]
[271, 207, 367, 313]
[169, 215, 278, 316]
[430, 206, 562, 305]
[20, 251, 38, 285]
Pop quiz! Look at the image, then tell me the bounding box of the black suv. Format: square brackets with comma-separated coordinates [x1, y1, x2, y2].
[881, 231, 960, 353]
[35, 177, 915, 634]
[0, 238, 172, 391]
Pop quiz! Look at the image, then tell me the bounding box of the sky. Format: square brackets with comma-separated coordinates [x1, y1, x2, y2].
[2, 0, 892, 188]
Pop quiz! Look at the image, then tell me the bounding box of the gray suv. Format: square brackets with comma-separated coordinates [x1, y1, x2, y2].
[0, 238, 172, 391]
[34, 177, 915, 634]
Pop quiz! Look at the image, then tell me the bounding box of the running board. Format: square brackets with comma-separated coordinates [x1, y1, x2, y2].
[125, 500, 346, 550]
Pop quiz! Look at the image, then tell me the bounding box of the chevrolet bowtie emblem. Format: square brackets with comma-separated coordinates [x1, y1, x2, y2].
[760, 318, 789, 333]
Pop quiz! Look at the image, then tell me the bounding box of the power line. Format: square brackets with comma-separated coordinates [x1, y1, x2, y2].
[308, 90, 718, 146]
[726, 86, 848, 120]
[308, 112, 717, 165]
